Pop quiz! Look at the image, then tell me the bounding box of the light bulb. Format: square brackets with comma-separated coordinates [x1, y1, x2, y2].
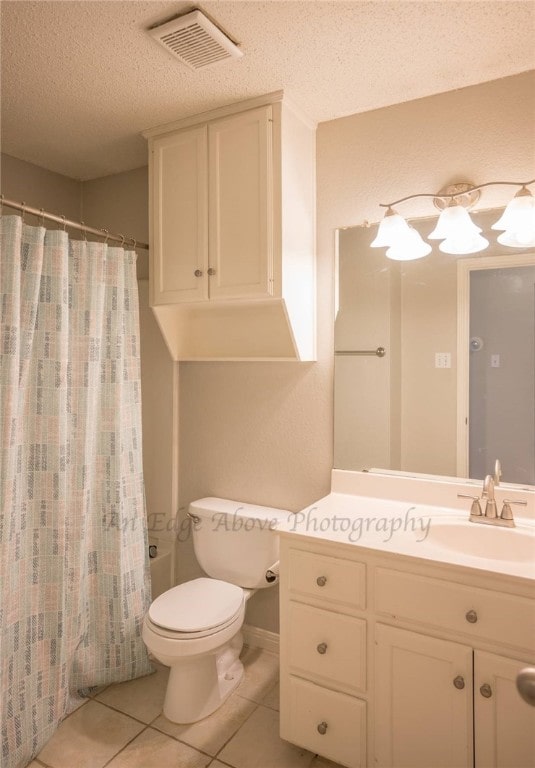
[385, 228, 432, 261]
[371, 208, 411, 247]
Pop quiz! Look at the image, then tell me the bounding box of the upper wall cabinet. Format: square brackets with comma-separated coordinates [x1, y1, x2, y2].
[143, 92, 316, 361]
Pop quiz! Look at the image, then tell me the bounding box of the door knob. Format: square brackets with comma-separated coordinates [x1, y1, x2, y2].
[207, 267, 216, 276]
[453, 676, 465, 690]
[317, 721, 328, 735]
[480, 683, 492, 698]
[465, 609, 478, 624]
[317, 643, 328, 655]
[316, 576, 327, 587]
[194, 269, 203, 277]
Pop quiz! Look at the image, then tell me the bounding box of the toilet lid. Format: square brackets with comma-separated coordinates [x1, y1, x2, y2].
[148, 578, 244, 633]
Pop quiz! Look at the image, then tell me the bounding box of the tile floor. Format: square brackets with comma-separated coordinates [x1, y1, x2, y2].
[28, 647, 343, 768]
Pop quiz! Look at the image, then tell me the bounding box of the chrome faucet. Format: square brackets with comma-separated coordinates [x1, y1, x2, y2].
[482, 474, 498, 519]
[457, 473, 527, 528]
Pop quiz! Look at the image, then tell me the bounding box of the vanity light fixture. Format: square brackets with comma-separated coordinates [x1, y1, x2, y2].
[371, 179, 535, 261]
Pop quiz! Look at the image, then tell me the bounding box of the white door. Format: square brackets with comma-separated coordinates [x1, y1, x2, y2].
[374, 624, 473, 768]
[474, 650, 535, 768]
[208, 105, 273, 300]
[151, 125, 208, 304]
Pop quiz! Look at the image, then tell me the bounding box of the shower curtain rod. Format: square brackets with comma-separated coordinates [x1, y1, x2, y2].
[1, 195, 149, 250]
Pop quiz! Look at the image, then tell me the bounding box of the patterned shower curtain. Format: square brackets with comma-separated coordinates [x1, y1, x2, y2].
[0, 215, 152, 768]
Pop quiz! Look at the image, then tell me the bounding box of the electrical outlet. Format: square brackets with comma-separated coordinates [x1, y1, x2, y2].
[435, 353, 451, 369]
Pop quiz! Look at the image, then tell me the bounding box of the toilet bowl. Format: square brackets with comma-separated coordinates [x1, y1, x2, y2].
[143, 578, 249, 723]
[142, 497, 289, 724]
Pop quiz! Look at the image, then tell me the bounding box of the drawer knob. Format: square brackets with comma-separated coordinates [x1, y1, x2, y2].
[453, 675, 465, 690]
[317, 721, 328, 735]
[316, 576, 327, 587]
[480, 683, 493, 698]
[317, 642, 328, 655]
[465, 609, 478, 624]
[194, 269, 203, 277]
[207, 267, 216, 276]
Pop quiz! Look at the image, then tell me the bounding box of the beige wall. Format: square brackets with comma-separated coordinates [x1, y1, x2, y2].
[1, 153, 81, 221]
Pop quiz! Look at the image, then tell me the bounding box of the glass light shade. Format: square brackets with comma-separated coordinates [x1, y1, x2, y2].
[491, 189, 535, 231]
[385, 228, 432, 261]
[439, 232, 489, 255]
[492, 191, 535, 247]
[428, 204, 481, 240]
[497, 230, 535, 248]
[370, 209, 410, 247]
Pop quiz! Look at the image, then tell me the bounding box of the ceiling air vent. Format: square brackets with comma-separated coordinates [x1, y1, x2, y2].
[149, 9, 243, 71]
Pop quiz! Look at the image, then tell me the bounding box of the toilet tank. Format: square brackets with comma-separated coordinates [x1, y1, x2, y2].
[189, 497, 289, 589]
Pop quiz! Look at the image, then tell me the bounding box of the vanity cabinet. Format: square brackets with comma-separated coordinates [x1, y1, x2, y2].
[143, 91, 316, 361]
[279, 538, 535, 768]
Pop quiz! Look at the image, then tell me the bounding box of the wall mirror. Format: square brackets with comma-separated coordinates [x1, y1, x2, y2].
[334, 208, 535, 489]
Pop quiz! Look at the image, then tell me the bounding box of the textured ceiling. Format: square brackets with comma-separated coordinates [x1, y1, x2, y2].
[1, 0, 534, 180]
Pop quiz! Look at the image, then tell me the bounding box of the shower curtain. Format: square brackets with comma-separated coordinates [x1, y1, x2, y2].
[0, 215, 151, 768]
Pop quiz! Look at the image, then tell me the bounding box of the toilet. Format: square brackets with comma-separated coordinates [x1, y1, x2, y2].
[142, 497, 289, 723]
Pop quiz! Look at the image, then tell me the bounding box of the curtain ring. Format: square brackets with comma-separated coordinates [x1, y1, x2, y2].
[101, 228, 109, 244]
[80, 222, 87, 241]
[0, 194, 4, 216]
[39, 208, 45, 227]
[120, 234, 126, 246]
[61, 215, 66, 231]
[130, 237, 137, 249]
[21, 201, 26, 223]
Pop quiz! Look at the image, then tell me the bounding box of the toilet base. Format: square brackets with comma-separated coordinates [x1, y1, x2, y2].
[163, 632, 244, 723]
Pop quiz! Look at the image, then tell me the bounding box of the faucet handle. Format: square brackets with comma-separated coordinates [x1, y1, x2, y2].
[458, 494, 483, 518]
[500, 498, 527, 522]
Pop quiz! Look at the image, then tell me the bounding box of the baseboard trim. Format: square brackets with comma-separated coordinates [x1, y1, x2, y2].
[242, 624, 279, 655]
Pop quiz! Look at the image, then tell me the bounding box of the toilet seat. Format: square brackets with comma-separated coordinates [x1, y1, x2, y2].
[148, 577, 244, 636]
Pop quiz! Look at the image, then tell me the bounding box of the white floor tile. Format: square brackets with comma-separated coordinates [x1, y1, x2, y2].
[237, 647, 279, 704]
[95, 663, 168, 723]
[218, 705, 314, 768]
[37, 700, 144, 768]
[152, 691, 256, 756]
[105, 727, 211, 768]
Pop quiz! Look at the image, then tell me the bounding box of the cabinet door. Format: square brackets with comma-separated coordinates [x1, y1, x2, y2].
[374, 624, 473, 768]
[475, 650, 535, 768]
[151, 126, 208, 304]
[208, 105, 273, 300]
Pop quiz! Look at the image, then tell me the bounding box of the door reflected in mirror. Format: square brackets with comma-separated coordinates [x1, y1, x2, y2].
[334, 209, 535, 488]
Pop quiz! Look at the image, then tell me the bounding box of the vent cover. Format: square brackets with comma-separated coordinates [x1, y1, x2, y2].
[149, 10, 243, 71]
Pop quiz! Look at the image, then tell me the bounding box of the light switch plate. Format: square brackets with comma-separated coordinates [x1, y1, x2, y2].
[435, 352, 451, 369]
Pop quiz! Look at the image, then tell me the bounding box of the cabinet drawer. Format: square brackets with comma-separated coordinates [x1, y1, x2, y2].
[289, 602, 366, 692]
[286, 676, 366, 768]
[289, 549, 366, 609]
[375, 568, 535, 651]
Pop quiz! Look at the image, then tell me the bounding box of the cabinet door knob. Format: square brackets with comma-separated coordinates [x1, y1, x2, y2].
[317, 642, 328, 655]
[207, 267, 216, 276]
[194, 269, 203, 277]
[465, 609, 478, 624]
[453, 675, 465, 690]
[480, 683, 493, 698]
[316, 576, 327, 587]
[317, 721, 328, 735]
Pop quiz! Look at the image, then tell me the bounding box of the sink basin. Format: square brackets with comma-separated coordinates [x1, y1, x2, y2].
[424, 519, 535, 562]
